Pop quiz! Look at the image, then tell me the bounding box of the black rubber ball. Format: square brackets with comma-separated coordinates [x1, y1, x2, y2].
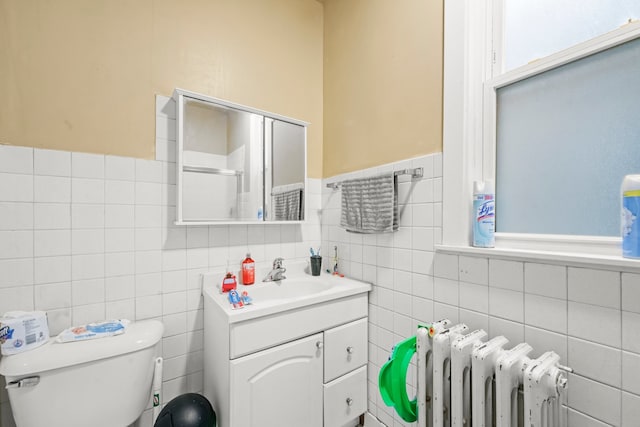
[154, 393, 216, 427]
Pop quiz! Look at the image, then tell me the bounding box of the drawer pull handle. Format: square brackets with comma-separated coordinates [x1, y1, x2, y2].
[316, 341, 324, 349]
[346, 397, 353, 406]
[346, 346, 354, 354]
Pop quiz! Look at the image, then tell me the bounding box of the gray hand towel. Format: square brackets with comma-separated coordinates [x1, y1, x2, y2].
[340, 173, 398, 233]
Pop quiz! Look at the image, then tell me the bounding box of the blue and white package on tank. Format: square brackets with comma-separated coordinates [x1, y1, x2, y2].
[473, 180, 495, 248]
[622, 175, 640, 258]
[56, 319, 130, 343]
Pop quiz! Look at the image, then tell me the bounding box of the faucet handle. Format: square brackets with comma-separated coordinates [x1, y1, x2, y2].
[273, 257, 284, 268]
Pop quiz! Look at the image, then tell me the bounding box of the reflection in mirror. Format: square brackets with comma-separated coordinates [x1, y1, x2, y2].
[265, 119, 306, 221]
[174, 88, 307, 224]
[181, 98, 264, 221]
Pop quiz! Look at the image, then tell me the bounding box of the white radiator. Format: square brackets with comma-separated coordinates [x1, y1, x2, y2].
[413, 321, 571, 427]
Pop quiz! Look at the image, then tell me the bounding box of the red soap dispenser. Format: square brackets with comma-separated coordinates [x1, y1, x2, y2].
[242, 253, 255, 285]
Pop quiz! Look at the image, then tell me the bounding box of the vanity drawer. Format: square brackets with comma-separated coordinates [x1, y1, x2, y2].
[324, 318, 367, 382]
[323, 366, 367, 427]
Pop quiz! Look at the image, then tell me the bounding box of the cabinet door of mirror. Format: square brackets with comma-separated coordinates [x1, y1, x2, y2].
[175, 89, 307, 224]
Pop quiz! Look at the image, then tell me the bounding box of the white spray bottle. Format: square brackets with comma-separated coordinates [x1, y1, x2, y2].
[473, 180, 495, 248]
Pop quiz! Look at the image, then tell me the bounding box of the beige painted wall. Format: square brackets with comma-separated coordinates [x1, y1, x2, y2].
[0, 0, 324, 177]
[322, 0, 443, 177]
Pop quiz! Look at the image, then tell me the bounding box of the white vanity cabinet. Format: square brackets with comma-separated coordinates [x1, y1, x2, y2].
[204, 285, 370, 427]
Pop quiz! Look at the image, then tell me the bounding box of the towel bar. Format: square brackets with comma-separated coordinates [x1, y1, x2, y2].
[325, 167, 423, 190]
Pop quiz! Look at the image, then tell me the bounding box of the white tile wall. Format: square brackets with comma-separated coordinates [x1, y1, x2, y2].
[323, 154, 640, 427]
[0, 96, 323, 427]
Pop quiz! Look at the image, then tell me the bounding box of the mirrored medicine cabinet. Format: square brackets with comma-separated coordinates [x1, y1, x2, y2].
[173, 88, 308, 225]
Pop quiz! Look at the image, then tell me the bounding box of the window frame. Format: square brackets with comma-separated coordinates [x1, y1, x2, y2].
[442, 0, 640, 258]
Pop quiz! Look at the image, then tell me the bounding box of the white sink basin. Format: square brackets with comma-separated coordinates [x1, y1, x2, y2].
[202, 262, 371, 323]
[243, 279, 332, 301]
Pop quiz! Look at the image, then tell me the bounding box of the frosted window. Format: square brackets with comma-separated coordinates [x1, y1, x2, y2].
[496, 36, 640, 236]
[504, 1, 640, 71]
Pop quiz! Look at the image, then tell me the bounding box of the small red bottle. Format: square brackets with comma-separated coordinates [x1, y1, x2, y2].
[242, 253, 255, 285]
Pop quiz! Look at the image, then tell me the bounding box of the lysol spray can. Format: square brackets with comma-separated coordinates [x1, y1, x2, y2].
[622, 175, 640, 258]
[473, 180, 495, 248]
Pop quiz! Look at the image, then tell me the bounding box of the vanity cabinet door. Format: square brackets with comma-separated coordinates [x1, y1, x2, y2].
[229, 333, 323, 427]
[324, 318, 368, 382]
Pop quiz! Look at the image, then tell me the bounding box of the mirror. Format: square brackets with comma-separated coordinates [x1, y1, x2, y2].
[174, 89, 307, 224]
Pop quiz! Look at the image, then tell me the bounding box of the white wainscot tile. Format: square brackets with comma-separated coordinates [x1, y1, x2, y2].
[0, 202, 33, 230]
[622, 391, 640, 427]
[412, 178, 434, 203]
[35, 175, 69, 203]
[524, 326, 567, 361]
[136, 273, 162, 297]
[393, 291, 412, 315]
[162, 270, 187, 294]
[568, 337, 621, 388]
[163, 292, 187, 316]
[136, 294, 162, 320]
[489, 287, 523, 323]
[72, 152, 104, 178]
[434, 252, 458, 280]
[0, 230, 33, 259]
[394, 226, 412, 249]
[622, 272, 640, 314]
[412, 297, 434, 324]
[489, 259, 523, 291]
[46, 308, 71, 335]
[568, 267, 620, 309]
[34, 256, 71, 284]
[434, 302, 458, 323]
[0, 145, 32, 174]
[412, 250, 434, 276]
[71, 228, 104, 255]
[136, 159, 163, 183]
[105, 275, 135, 301]
[622, 351, 640, 395]
[105, 252, 135, 277]
[35, 282, 71, 311]
[459, 309, 489, 332]
[34, 229, 70, 257]
[569, 301, 621, 348]
[105, 155, 135, 181]
[489, 317, 524, 344]
[568, 409, 613, 427]
[459, 281, 488, 314]
[567, 374, 621, 426]
[459, 255, 488, 285]
[105, 228, 135, 253]
[34, 203, 70, 229]
[136, 251, 162, 275]
[135, 228, 162, 251]
[412, 203, 434, 227]
[72, 178, 104, 204]
[72, 278, 105, 305]
[0, 286, 33, 313]
[393, 269, 412, 294]
[434, 277, 458, 306]
[72, 303, 106, 325]
[411, 227, 433, 252]
[393, 248, 412, 272]
[34, 149, 71, 177]
[135, 205, 161, 228]
[187, 248, 208, 270]
[71, 204, 105, 229]
[524, 262, 567, 299]
[71, 254, 104, 281]
[105, 204, 134, 228]
[0, 258, 33, 287]
[411, 273, 433, 299]
[622, 310, 640, 353]
[106, 299, 135, 320]
[0, 173, 33, 203]
[524, 293, 567, 334]
[163, 249, 187, 271]
[105, 180, 135, 205]
[163, 312, 187, 338]
[135, 181, 162, 205]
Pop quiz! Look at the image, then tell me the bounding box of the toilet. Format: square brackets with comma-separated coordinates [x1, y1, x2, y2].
[0, 319, 163, 427]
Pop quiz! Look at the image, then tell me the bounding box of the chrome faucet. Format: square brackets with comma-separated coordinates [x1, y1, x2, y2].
[263, 257, 287, 282]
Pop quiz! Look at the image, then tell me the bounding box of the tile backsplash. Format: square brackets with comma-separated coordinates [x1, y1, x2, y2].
[1, 102, 638, 426]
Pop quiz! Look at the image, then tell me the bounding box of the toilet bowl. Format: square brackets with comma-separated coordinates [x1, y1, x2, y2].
[0, 319, 163, 427]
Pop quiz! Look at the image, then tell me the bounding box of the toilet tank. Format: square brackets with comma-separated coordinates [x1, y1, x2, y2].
[0, 319, 163, 427]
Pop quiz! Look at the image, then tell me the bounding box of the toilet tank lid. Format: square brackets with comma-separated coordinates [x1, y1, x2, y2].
[0, 320, 164, 377]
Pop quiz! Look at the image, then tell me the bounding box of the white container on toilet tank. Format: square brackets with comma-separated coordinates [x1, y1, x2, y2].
[0, 319, 163, 427]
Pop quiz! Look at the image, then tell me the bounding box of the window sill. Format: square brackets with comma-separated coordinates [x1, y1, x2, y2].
[435, 243, 640, 272]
